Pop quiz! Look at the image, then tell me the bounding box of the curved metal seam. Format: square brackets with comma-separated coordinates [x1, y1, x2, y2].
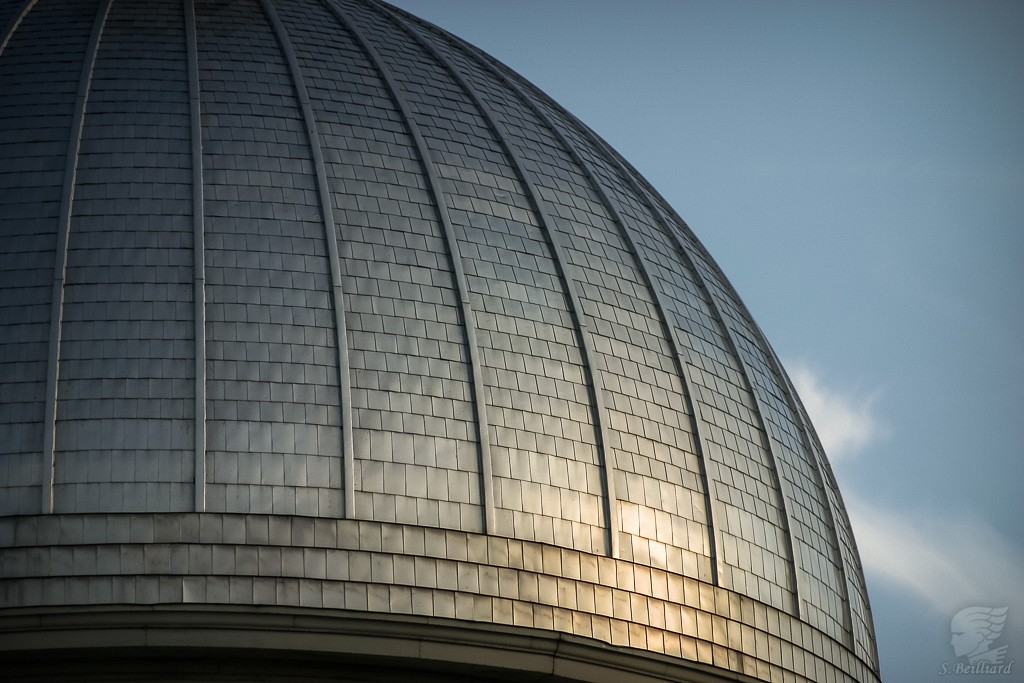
[184, 0, 206, 513]
[616, 122, 869, 644]
[760, 334, 857, 645]
[448, 28, 803, 607]
[460, 50, 771, 370]
[652, 150, 858, 637]
[0, 0, 36, 56]
[527, 105, 805, 613]
[260, 0, 354, 518]
[462, 47, 723, 585]
[824, 456, 880, 664]
[323, 0, 495, 533]
[40, 0, 113, 514]
[622, 186, 804, 618]
[373, 2, 621, 559]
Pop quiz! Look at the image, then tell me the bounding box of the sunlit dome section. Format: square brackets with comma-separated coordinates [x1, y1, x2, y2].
[0, 1, 880, 681]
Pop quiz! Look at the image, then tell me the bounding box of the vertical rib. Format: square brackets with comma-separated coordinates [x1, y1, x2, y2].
[0, 0, 37, 56]
[41, 0, 113, 514]
[652, 204, 803, 615]
[377, 4, 621, 558]
[260, 0, 354, 517]
[324, 0, 496, 533]
[493, 72, 808, 609]
[184, 0, 206, 512]
[585, 146, 805, 615]
[464, 48, 724, 584]
[760, 334, 855, 642]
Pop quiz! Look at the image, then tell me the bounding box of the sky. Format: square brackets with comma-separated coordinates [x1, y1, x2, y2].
[387, 2, 1024, 681]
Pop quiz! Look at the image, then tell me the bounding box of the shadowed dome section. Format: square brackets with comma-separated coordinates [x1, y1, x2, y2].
[0, 1, 880, 681]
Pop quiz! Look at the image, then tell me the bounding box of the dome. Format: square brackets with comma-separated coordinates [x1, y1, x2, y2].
[0, 1, 879, 681]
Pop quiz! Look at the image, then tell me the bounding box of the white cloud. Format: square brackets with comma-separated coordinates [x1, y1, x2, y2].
[847, 496, 1024, 617]
[783, 364, 1023, 655]
[788, 361, 881, 462]
[785, 362, 1023, 615]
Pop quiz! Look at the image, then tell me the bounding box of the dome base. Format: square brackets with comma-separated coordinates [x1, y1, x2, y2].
[0, 605, 755, 683]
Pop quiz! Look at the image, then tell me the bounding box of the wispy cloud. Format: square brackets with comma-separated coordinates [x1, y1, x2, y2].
[786, 361, 1023, 617]
[848, 496, 1024, 617]
[788, 361, 882, 462]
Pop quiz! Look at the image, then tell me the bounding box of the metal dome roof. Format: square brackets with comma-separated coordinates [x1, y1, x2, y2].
[0, 1, 878, 681]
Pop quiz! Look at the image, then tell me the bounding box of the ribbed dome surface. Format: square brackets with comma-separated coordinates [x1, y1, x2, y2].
[0, 1, 879, 681]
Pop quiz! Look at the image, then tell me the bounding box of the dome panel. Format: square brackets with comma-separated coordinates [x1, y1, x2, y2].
[430, 30, 718, 580]
[275, 0, 469, 527]
[198, 0, 346, 518]
[0, 1, 879, 681]
[0, 0, 100, 516]
[55, 0, 194, 514]
[345, 0, 612, 552]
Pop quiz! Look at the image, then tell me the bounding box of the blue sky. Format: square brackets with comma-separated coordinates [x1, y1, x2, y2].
[388, 2, 1024, 680]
